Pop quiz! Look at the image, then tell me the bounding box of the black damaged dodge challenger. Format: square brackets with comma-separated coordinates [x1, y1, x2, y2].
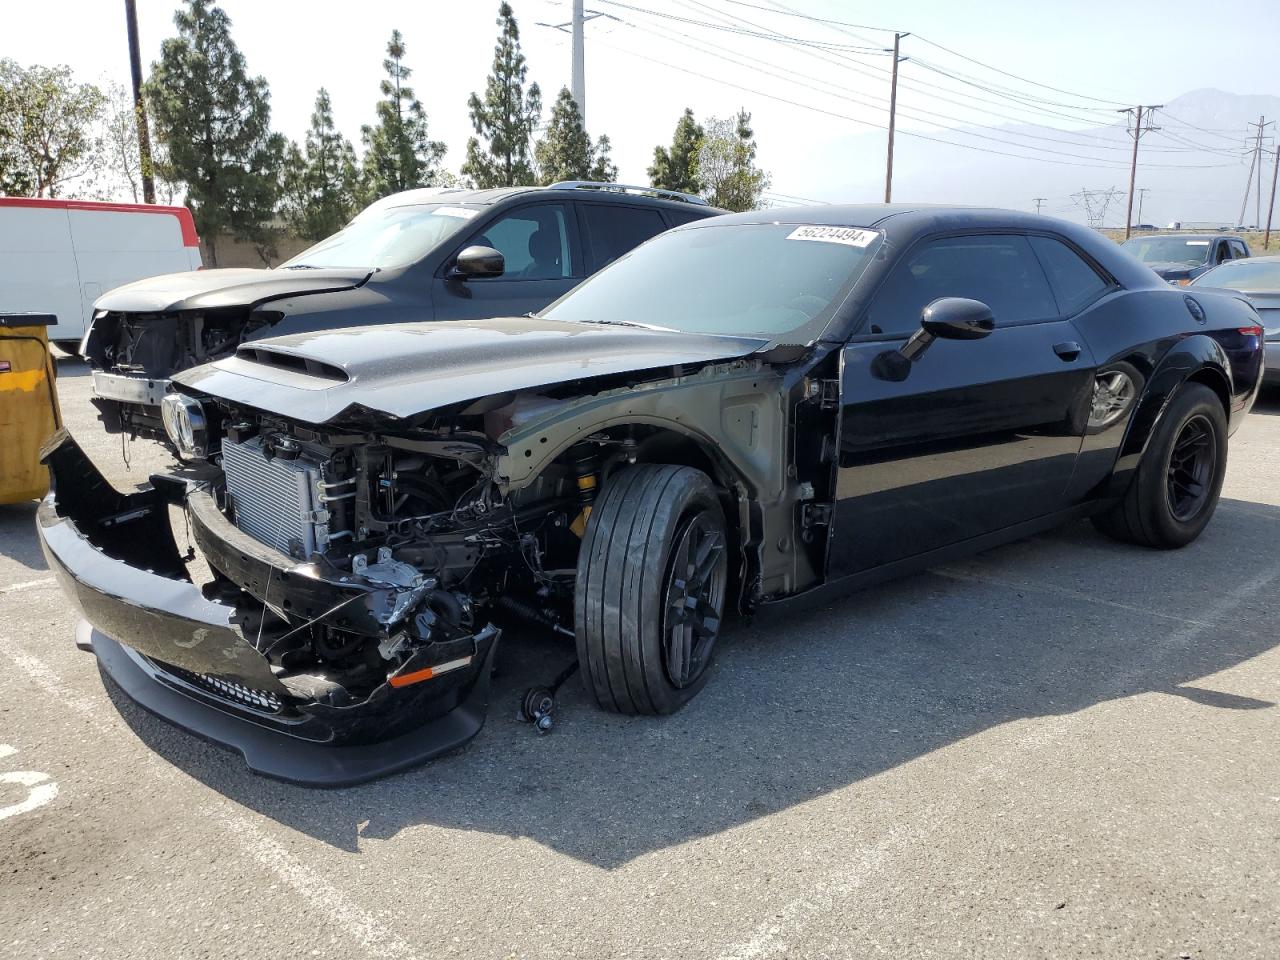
[37, 205, 1263, 784]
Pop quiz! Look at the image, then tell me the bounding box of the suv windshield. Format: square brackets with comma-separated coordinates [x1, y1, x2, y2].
[281, 203, 481, 270]
[542, 222, 881, 339]
[1122, 236, 1212, 267]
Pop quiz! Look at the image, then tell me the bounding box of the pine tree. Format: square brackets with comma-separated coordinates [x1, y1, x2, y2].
[148, 0, 283, 265]
[535, 88, 592, 184]
[534, 87, 617, 185]
[281, 88, 360, 241]
[590, 134, 618, 183]
[698, 110, 769, 211]
[361, 30, 446, 200]
[462, 2, 541, 188]
[648, 108, 703, 196]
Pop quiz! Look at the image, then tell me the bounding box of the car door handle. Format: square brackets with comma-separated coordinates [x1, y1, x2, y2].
[1053, 341, 1082, 362]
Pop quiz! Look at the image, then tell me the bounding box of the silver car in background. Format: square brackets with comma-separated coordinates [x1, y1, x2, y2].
[1191, 256, 1280, 385]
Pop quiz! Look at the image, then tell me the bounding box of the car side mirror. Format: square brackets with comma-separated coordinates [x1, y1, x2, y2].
[901, 297, 995, 360]
[871, 297, 995, 382]
[449, 245, 504, 280]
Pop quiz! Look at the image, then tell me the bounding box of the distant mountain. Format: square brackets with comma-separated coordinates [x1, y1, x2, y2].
[789, 89, 1280, 228]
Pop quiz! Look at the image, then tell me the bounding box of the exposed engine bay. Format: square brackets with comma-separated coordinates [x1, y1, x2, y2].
[81, 309, 268, 435]
[190, 405, 625, 704]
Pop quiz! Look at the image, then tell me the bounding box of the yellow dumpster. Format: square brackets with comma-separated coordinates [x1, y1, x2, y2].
[0, 313, 62, 504]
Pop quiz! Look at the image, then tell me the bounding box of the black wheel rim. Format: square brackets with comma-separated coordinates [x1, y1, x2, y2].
[1166, 414, 1216, 522]
[661, 511, 727, 689]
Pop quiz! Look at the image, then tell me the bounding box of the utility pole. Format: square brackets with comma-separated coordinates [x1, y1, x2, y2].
[1265, 147, 1279, 250]
[124, 0, 155, 204]
[1136, 187, 1150, 226]
[884, 32, 909, 203]
[536, 4, 613, 130]
[571, 0, 585, 124]
[1033, 197, 1046, 215]
[1239, 117, 1270, 228]
[1119, 105, 1161, 240]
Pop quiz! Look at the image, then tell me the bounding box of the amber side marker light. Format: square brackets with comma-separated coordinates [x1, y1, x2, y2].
[388, 655, 473, 688]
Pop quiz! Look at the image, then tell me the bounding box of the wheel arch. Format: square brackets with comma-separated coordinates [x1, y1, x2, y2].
[1108, 335, 1233, 494]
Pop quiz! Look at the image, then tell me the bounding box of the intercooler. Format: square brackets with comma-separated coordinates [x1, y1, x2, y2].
[222, 436, 330, 559]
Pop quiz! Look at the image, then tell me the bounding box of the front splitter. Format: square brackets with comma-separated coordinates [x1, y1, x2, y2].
[85, 623, 497, 787]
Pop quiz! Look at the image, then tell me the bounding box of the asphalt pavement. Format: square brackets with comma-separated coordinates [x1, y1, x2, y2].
[1, 356, 1278, 959]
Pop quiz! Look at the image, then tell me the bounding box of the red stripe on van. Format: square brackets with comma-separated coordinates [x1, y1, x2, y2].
[0, 197, 200, 248]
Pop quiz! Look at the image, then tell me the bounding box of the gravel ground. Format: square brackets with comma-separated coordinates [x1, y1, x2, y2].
[1, 356, 1278, 959]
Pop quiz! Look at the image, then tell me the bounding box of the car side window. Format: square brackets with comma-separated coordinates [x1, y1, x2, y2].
[1214, 241, 1231, 265]
[1028, 235, 1109, 315]
[467, 204, 572, 280]
[1230, 240, 1249, 259]
[581, 204, 667, 271]
[862, 234, 1058, 336]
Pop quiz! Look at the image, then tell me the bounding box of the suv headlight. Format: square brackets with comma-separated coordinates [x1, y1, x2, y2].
[161, 394, 211, 459]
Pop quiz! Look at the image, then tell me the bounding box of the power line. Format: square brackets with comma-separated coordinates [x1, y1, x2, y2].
[592, 0, 889, 51]
[610, 10, 1240, 170]
[587, 32, 1240, 171]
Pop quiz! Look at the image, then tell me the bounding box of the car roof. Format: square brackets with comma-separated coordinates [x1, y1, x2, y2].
[680, 202, 1166, 292]
[363, 184, 724, 216]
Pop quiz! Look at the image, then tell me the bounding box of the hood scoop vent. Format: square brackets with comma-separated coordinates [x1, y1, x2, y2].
[237, 346, 349, 382]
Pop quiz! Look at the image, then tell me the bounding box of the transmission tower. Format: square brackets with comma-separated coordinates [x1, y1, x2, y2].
[1071, 187, 1125, 229]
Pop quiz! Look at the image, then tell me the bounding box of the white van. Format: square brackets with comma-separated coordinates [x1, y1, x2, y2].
[0, 198, 202, 347]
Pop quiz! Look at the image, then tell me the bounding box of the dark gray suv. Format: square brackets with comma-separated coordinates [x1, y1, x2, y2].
[81, 181, 720, 436]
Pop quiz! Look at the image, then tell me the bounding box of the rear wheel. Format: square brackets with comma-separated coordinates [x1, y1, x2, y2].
[574, 464, 728, 715]
[1092, 382, 1227, 548]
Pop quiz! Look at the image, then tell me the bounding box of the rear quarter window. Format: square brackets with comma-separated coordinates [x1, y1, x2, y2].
[1028, 235, 1110, 314]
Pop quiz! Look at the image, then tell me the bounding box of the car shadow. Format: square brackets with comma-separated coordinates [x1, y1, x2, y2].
[0, 502, 48, 573]
[106, 498, 1280, 870]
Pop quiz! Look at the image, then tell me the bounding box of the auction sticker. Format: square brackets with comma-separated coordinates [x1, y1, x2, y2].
[434, 206, 480, 220]
[786, 225, 878, 247]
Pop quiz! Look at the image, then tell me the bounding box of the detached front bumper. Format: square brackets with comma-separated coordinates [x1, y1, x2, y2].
[35, 430, 500, 786]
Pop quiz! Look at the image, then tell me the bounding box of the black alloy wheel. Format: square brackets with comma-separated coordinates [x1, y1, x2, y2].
[661, 511, 727, 689]
[1165, 414, 1217, 522]
[1092, 381, 1227, 549]
[575, 463, 730, 715]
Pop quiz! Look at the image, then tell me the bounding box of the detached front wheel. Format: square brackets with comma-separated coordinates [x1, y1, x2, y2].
[574, 464, 728, 715]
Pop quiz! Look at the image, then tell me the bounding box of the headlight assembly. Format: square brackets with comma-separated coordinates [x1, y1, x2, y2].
[161, 393, 212, 459]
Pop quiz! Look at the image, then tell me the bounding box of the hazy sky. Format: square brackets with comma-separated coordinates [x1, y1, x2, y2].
[5, 0, 1279, 209]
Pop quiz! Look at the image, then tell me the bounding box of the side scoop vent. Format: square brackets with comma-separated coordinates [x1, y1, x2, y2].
[237, 346, 349, 382]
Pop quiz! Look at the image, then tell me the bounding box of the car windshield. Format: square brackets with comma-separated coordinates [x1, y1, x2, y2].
[1192, 260, 1280, 292]
[541, 222, 882, 339]
[1122, 236, 1212, 266]
[281, 203, 482, 270]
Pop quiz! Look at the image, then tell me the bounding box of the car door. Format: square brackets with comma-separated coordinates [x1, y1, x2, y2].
[433, 201, 582, 320]
[827, 232, 1097, 578]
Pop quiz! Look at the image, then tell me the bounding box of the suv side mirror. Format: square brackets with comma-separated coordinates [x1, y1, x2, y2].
[449, 245, 504, 280]
[872, 297, 995, 381]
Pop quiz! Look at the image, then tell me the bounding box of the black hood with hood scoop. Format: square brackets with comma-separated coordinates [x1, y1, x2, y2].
[173, 316, 770, 424]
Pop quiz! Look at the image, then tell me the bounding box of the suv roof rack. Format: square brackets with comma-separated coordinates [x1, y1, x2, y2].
[547, 180, 711, 207]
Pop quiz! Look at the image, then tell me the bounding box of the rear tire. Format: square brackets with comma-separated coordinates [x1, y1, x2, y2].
[574, 464, 728, 715]
[1092, 382, 1226, 548]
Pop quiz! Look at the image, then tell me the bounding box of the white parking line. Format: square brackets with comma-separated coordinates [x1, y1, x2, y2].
[715, 563, 1280, 959]
[933, 566, 1219, 627]
[0, 634, 425, 960]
